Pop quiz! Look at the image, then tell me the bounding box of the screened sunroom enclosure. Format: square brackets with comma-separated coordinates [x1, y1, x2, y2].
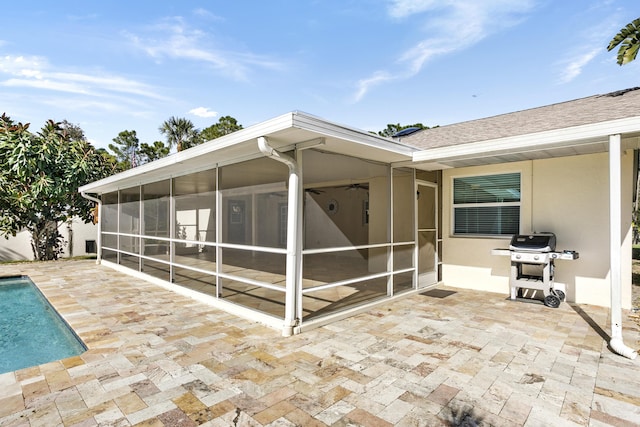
[82, 112, 439, 335]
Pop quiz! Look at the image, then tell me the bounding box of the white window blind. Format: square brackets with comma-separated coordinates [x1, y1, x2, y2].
[453, 173, 520, 236]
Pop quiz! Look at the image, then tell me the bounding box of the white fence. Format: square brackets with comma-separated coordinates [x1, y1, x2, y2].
[0, 218, 98, 261]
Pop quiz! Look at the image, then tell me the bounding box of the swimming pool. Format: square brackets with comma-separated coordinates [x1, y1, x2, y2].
[0, 276, 86, 374]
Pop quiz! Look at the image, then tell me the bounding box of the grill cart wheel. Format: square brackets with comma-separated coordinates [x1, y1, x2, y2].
[554, 290, 566, 301]
[544, 294, 561, 308]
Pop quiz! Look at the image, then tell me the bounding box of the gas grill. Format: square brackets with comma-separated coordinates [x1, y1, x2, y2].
[492, 233, 579, 308]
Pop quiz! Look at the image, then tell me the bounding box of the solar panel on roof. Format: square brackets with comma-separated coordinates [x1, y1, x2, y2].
[391, 127, 421, 137]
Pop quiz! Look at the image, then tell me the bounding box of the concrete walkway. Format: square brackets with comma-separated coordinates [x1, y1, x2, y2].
[0, 260, 638, 426]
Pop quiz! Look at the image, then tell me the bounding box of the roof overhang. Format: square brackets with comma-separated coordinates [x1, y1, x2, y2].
[407, 116, 640, 170]
[80, 111, 416, 194]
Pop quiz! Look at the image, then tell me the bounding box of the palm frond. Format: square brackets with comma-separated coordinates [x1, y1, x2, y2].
[608, 18, 640, 65]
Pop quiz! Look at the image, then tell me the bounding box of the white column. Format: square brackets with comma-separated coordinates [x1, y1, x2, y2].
[284, 167, 301, 335]
[296, 150, 304, 323]
[257, 136, 300, 336]
[97, 201, 102, 263]
[609, 134, 637, 359]
[169, 181, 176, 283]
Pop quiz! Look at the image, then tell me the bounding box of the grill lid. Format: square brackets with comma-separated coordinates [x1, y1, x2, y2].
[509, 233, 556, 252]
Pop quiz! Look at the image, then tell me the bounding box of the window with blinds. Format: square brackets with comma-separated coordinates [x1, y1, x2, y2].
[452, 172, 520, 236]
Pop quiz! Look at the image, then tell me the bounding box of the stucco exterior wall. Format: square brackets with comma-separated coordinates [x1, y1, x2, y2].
[441, 151, 633, 309]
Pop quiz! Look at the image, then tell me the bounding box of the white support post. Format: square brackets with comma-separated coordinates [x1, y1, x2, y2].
[215, 166, 221, 298]
[139, 186, 144, 272]
[258, 136, 300, 336]
[169, 181, 176, 283]
[80, 192, 102, 264]
[97, 200, 102, 263]
[609, 134, 637, 359]
[285, 168, 301, 335]
[389, 168, 395, 293]
[296, 150, 304, 323]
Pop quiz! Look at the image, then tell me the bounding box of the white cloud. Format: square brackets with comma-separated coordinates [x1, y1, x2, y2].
[192, 8, 223, 21]
[3, 77, 92, 94]
[0, 55, 168, 101]
[558, 48, 601, 84]
[398, 40, 458, 76]
[51, 72, 168, 100]
[189, 107, 218, 118]
[0, 55, 47, 78]
[388, 0, 441, 18]
[124, 17, 285, 81]
[355, 0, 536, 101]
[354, 71, 394, 102]
[555, 8, 622, 84]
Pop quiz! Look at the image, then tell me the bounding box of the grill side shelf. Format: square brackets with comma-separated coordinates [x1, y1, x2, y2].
[491, 248, 511, 256]
[553, 251, 579, 260]
[492, 249, 580, 260]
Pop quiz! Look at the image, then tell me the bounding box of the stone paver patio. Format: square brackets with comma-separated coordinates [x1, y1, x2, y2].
[0, 260, 638, 426]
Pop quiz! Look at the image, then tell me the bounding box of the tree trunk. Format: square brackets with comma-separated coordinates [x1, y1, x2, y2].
[30, 221, 64, 261]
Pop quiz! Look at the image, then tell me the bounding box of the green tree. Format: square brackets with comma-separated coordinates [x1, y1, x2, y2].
[96, 147, 119, 171]
[63, 120, 122, 170]
[608, 17, 640, 65]
[0, 113, 113, 260]
[159, 116, 200, 152]
[377, 123, 427, 138]
[139, 140, 170, 164]
[61, 120, 86, 141]
[201, 115, 243, 141]
[108, 130, 140, 170]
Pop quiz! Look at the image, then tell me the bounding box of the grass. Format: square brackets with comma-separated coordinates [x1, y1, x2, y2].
[0, 255, 97, 265]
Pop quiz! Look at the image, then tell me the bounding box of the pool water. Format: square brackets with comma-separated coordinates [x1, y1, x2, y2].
[0, 276, 86, 374]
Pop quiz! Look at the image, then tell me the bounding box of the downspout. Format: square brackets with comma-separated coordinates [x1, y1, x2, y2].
[608, 134, 638, 359]
[258, 136, 299, 337]
[81, 192, 102, 264]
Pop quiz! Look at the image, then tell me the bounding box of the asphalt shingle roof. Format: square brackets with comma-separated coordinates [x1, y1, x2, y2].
[401, 87, 640, 149]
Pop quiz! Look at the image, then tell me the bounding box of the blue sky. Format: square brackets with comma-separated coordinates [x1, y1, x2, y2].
[1, 0, 639, 149]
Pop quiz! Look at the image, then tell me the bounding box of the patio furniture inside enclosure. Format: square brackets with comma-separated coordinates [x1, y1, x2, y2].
[100, 149, 426, 324]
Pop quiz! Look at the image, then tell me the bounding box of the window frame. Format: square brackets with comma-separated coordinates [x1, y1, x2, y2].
[451, 172, 521, 237]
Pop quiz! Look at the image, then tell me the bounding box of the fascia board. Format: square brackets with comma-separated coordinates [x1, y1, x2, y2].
[291, 111, 417, 156]
[412, 116, 640, 163]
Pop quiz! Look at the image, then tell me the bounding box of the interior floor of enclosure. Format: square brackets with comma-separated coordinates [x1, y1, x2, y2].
[130, 250, 414, 320]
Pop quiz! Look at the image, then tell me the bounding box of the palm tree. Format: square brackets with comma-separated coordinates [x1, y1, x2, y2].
[158, 116, 200, 152]
[609, 18, 640, 243]
[608, 18, 640, 65]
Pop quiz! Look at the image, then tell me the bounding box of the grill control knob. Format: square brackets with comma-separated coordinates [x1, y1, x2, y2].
[515, 254, 521, 259]
[534, 255, 539, 260]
